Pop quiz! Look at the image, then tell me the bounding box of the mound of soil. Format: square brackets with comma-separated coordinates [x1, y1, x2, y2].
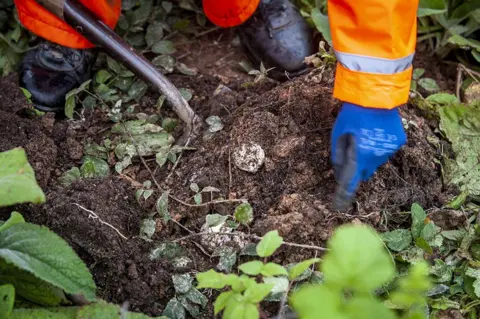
[0, 33, 455, 316]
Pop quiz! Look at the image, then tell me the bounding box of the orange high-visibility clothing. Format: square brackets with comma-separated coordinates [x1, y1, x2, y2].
[15, 0, 417, 109]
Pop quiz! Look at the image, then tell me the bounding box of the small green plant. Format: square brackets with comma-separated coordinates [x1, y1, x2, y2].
[411, 68, 441, 93]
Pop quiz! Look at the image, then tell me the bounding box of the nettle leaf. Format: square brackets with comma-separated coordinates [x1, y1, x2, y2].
[0, 211, 25, 232]
[321, 224, 395, 292]
[380, 229, 412, 252]
[0, 284, 14, 318]
[234, 202, 254, 225]
[0, 223, 96, 301]
[238, 261, 264, 276]
[0, 148, 46, 207]
[244, 283, 274, 303]
[418, 78, 440, 92]
[426, 93, 460, 105]
[214, 291, 234, 315]
[288, 258, 321, 280]
[173, 274, 193, 294]
[261, 263, 288, 277]
[411, 203, 426, 239]
[256, 230, 283, 257]
[206, 214, 228, 227]
[196, 269, 228, 289]
[162, 297, 186, 319]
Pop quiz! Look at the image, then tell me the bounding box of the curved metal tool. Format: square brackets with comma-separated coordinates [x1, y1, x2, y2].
[38, 0, 201, 142]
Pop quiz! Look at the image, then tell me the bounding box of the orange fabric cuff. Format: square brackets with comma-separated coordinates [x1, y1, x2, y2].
[203, 0, 260, 27]
[333, 63, 412, 109]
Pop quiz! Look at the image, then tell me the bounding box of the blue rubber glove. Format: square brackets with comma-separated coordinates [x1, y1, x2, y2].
[331, 103, 407, 211]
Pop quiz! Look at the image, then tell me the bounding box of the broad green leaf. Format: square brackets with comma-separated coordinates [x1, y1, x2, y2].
[448, 34, 480, 50]
[10, 307, 77, 318]
[128, 80, 148, 102]
[234, 202, 254, 225]
[311, 8, 332, 45]
[288, 258, 321, 280]
[238, 261, 264, 276]
[106, 56, 122, 74]
[256, 230, 283, 257]
[380, 229, 412, 252]
[172, 274, 193, 294]
[214, 291, 234, 315]
[0, 259, 67, 306]
[429, 296, 460, 310]
[190, 183, 200, 193]
[153, 55, 176, 74]
[244, 303, 259, 319]
[95, 69, 112, 84]
[0, 211, 25, 232]
[415, 237, 433, 254]
[145, 22, 164, 48]
[156, 191, 170, 221]
[430, 259, 453, 283]
[465, 268, 480, 298]
[206, 116, 224, 133]
[162, 297, 185, 319]
[390, 261, 432, 307]
[244, 283, 274, 303]
[216, 247, 237, 273]
[183, 287, 208, 308]
[175, 62, 197, 76]
[206, 214, 228, 227]
[420, 221, 438, 242]
[411, 203, 426, 239]
[80, 156, 109, 178]
[0, 223, 96, 300]
[152, 40, 176, 55]
[139, 219, 156, 239]
[76, 301, 167, 319]
[417, 0, 447, 17]
[177, 294, 200, 317]
[65, 94, 75, 119]
[321, 224, 395, 292]
[344, 296, 396, 319]
[179, 88, 193, 101]
[263, 277, 289, 294]
[0, 148, 45, 207]
[196, 269, 228, 289]
[161, 118, 177, 133]
[291, 284, 346, 319]
[261, 263, 288, 277]
[418, 78, 440, 92]
[441, 229, 467, 241]
[426, 93, 460, 105]
[412, 68, 425, 80]
[0, 284, 14, 318]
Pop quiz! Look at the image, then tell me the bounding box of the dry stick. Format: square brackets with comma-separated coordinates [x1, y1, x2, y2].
[73, 203, 128, 240]
[173, 232, 328, 252]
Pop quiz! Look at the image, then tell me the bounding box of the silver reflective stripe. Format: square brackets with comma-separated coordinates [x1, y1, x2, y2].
[334, 50, 414, 74]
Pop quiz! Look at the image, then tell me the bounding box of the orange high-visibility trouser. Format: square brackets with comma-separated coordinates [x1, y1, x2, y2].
[15, 0, 417, 109]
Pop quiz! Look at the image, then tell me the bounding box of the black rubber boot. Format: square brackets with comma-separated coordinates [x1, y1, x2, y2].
[237, 0, 315, 80]
[19, 41, 96, 112]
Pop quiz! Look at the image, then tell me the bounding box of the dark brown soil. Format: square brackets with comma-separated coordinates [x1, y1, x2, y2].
[0, 31, 456, 317]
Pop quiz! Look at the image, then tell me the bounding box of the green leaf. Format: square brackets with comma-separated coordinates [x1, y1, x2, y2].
[139, 219, 156, 239]
[390, 261, 432, 307]
[149, 242, 186, 261]
[0, 211, 25, 232]
[261, 263, 288, 277]
[206, 214, 228, 227]
[106, 56, 122, 74]
[190, 183, 200, 193]
[426, 93, 460, 105]
[205, 116, 224, 133]
[175, 62, 197, 76]
[152, 40, 176, 55]
[291, 284, 346, 319]
[128, 80, 148, 102]
[234, 203, 254, 225]
[412, 68, 425, 80]
[411, 203, 426, 239]
[288, 258, 321, 280]
[179, 88, 193, 101]
[58, 167, 81, 186]
[448, 34, 480, 50]
[193, 193, 202, 205]
[418, 78, 440, 92]
[177, 294, 200, 317]
[380, 229, 412, 252]
[95, 69, 112, 84]
[80, 156, 110, 178]
[214, 291, 234, 315]
[420, 221, 438, 242]
[153, 55, 176, 74]
[256, 230, 283, 257]
[161, 118, 177, 133]
[0, 259, 67, 306]
[429, 296, 460, 310]
[244, 283, 274, 303]
[156, 191, 170, 221]
[344, 296, 396, 319]
[145, 22, 164, 48]
[162, 297, 186, 319]
[0, 148, 46, 207]
[196, 269, 228, 289]
[172, 274, 193, 294]
[0, 284, 14, 318]
[465, 268, 480, 298]
[417, 0, 447, 17]
[321, 224, 395, 292]
[244, 303, 259, 319]
[183, 287, 208, 308]
[0, 223, 96, 300]
[311, 8, 332, 45]
[441, 229, 467, 241]
[216, 247, 237, 273]
[65, 94, 75, 119]
[238, 261, 264, 276]
[416, 237, 433, 254]
[263, 277, 289, 294]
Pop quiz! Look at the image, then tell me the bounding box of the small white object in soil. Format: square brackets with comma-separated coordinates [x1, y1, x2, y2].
[233, 143, 265, 173]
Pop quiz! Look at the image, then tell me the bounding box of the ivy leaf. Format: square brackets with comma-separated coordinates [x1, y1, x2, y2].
[244, 283, 274, 303]
[234, 202, 254, 225]
[0, 211, 25, 233]
[162, 297, 186, 319]
[152, 40, 176, 54]
[145, 22, 164, 48]
[58, 167, 81, 186]
[206, 115, 224, 133]
[288, 258, 321, 280]
[139, 219, 156, 239]
[206, 214, 228, 227]
[179, 88, 193, 101]
[214, 291, 234, 315]
[261, 263, 288, 277]
[0, 223, 96, 301]
[216, 247, 237, 273]
[106, 56, 122, 74]
[0, 148, 46, 207]
[412, 68, 425, 80]
[156, 191, 170, 221]
[183, 287, 208, 308]
[238, 261, 264, 276]
[418, 78, 440, 92]
[0, 284, 14, 318]
[172, 274, 193, 294]
[380, 229, 412, 252]
[196, 269, 228, 289]
[321, 224, 395, 292]
[80, 156, 110, 178]
[256, 230, 283, 257]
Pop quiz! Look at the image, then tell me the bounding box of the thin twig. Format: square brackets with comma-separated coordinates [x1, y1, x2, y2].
[456, 65, 463, 101]
[459, 64, 480, 82]
[73, 203, 128, 240]
[169, 196, 246, 207]
[173, 232, 328, 251]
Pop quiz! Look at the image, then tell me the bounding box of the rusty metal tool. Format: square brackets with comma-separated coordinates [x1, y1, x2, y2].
[37, 0, 201, 141]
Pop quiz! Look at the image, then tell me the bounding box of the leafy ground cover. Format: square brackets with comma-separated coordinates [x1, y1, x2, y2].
[0, 0, 480, 318]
